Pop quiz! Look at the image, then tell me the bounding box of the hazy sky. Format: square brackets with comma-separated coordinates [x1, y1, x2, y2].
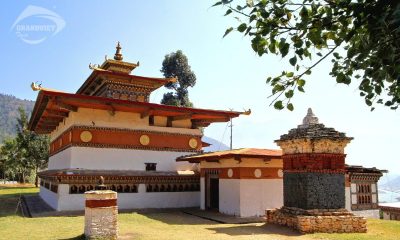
[1, 1, 399, 175]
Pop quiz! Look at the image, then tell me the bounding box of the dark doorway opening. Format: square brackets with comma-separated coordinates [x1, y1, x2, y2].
[209, 178, 219, 209]
[205, 170, 219, 210]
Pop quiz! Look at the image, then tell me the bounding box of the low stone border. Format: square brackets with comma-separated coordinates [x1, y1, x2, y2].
[265, 207, 367, 233]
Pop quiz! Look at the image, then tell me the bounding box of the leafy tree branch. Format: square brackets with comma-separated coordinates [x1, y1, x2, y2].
[214, 0, 400, 111]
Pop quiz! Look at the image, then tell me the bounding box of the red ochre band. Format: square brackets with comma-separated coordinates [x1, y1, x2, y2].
[85, 199, 117, 208]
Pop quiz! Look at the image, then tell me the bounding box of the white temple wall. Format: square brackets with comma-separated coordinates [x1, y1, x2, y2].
[219, 179, 241, 216]
[49, 147, 197, 171]
[39, 186, 58, 210]
[48, 183, 199, 211]
[48, 148, 72, 169]
[345, 186, 351, 211]
[239, 179, 283, 217]
[352, 209, 380, 219]
[50, 108, 201, 141]
[200, 177, 205, 210]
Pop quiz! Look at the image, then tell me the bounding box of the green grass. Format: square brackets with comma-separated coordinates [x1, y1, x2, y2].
[0, 185, 399, 240]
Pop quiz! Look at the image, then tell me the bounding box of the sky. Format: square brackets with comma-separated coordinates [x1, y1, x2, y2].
[0, 1, 399, 176]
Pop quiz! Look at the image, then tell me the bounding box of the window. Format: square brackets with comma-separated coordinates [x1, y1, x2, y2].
[357, 183, 372, 204]
[145, 163, 157, 171]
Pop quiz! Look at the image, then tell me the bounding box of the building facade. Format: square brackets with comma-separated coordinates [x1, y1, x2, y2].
[178, 148, 283, 217]
[29, 43, 247, 211]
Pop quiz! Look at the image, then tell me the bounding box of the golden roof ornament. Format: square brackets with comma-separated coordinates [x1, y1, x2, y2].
[114, 41, 123, 61]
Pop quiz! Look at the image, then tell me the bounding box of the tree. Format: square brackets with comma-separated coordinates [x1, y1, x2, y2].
[161, 50, 197, 107]
[214, 0, 400, 111]
[0, 107, 49, 186]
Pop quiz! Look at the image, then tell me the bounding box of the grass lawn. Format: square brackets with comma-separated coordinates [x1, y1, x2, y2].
[0, 185, 399, 240]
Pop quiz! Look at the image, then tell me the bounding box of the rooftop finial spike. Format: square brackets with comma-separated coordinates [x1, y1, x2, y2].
[114, 41, 123, 61]
[300, 107, 319, 128]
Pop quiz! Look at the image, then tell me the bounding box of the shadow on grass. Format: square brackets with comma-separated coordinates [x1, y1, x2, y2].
[58, 234, 85, 240]
[132, 211, 219, 225]
[207, 223, 302, 237]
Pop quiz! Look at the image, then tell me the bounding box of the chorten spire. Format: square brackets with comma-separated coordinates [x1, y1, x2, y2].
[114, 41, 123, 61]
[300, 108, 319, 128]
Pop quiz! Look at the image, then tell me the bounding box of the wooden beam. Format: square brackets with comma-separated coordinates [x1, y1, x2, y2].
[106, 103, 115, 116]
[191, 120, 210, 129]
[193, 117, 230, 123]
[45, 110, 69, 118]
[140, 108, 153, 119]
[54, 99, 78, 112]
[41, 116, 64, 122]
[167, 117, 172, 127]
[39, 120, 60, 126]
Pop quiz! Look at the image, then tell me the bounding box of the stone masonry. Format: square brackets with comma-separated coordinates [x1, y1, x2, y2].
[84, 190, 118, 240]
[269, 108, 367, 233]
[266, 207, 367, 233]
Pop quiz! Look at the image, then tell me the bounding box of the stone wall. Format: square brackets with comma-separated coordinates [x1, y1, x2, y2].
[284, 172, 345, 209]
[265, 207, 367, 233]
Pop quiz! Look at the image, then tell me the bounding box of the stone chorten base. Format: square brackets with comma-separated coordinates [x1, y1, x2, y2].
[265, 207, 367, 233]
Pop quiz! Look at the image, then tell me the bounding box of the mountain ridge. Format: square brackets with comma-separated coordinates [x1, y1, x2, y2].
[0, 93, 34, 143]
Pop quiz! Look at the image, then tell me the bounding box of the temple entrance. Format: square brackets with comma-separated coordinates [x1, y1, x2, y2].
[205, 170, 219, 210]
[209, 178, 219, 209]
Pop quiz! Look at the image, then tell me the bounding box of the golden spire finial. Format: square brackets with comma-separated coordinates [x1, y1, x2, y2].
[114, 41, 123, 61]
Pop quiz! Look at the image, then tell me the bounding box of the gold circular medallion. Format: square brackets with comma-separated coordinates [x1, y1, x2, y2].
[188, 138, 198, 149]
[139, 135, 150, 146]
[254, 169, 262, 178]
[277, 169, 284, 178]
[80, 131, 93, 143]
[227, 169, 233, 178]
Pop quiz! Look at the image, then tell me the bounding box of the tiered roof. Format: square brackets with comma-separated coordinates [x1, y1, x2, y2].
[28, 43, 249, 134]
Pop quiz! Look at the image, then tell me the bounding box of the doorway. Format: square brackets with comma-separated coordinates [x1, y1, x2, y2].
[205, 170, 219, 210]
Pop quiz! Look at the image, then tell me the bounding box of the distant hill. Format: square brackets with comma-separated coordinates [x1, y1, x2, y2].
[202, 136, 230, 152]
[0, 93, 35, 143]
[380, 174, 400, 192]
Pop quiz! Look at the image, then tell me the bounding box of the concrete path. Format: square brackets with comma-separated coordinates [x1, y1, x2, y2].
[23, 195, 60, 217]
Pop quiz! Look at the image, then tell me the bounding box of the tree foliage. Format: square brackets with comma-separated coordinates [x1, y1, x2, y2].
[214, 0, 400, 111]
[0, 107, 49, 185]
[161, 50, 197, 107]
[0, 93, 34, 142]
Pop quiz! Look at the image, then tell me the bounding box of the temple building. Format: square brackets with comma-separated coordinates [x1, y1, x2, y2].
[29, 43, 248, 211]
[29, 44, 386, 219]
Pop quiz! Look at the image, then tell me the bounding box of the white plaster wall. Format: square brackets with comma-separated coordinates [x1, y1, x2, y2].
[50, 147, 197, 171]
[239, 179, 283, 217]
[372, 193, 377, 203]
[219, 179, 241, 216]
[48, 148, 72, 170]
[345, 186, 351, 211]
[371, 183, 377, 192]
[39, 186, 58, 210]
[118, 192, 199, 209]
[200, 177, 205, 210]
[52, 183, 199, 211]
[351, 183, 357, 193]
[352, 209, 380, 219]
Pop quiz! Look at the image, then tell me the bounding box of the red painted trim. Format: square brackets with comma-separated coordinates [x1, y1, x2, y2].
[86, 199, 117, 208]
[282, 153, 346, 171]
